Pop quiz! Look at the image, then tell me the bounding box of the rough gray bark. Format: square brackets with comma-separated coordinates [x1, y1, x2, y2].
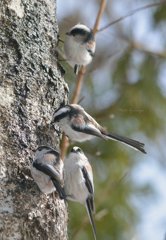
[0, 0, 68, 239]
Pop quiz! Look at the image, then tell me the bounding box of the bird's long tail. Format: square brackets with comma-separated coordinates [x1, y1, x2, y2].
[105, 132, 146, 154]
[86, 198, 97, 240]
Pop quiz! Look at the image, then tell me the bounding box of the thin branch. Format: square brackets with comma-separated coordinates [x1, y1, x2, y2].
[71, 66, 86, 103]
[60, 0, 107, 159]
[98, 1, 166, 32]
[93, 0, 107, 34]
[60, 134, 69, 160]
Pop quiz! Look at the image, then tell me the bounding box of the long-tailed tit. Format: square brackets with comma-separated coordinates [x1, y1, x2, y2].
[64, 146, 96, 240]
[31, 146, 66, 199]
[53, 104, 146, 154]
[64, 23, 96, 74]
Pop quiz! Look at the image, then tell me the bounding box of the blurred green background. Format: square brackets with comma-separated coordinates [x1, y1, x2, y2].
[57, 0, 166, 239]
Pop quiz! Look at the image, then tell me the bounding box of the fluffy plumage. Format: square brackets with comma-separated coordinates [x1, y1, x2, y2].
[64, 24, 96, 74]
[64, 146, 96, 240]
[31, 146, 65, 199]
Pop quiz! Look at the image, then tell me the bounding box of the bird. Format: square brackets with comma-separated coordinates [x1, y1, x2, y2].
[64, 146, 96, 240]
[52, 104, 146, 154]
[64, 23, 96, 74]
[31, 146, 66, 199]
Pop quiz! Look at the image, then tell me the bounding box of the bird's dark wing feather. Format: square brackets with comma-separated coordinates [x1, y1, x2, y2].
[81, 166, 95, 212]
[81, 166, 93, 194]
[71, 118, 104, 139]
[33, 162, 61, 181]
[86, 38, 95, 57]
[33, 162, 66, 199]
[51, 178, 66, 200]
[87, 48, 95, 57]
[81, 166, 96, 239]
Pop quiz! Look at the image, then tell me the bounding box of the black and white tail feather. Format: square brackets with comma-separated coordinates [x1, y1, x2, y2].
[104, 132, 146, 154]
[86, 198, 97, 240]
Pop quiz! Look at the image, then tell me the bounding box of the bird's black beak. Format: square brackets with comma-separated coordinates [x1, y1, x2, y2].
[71, 148, 76, 153]
[71, 147, 82, 153]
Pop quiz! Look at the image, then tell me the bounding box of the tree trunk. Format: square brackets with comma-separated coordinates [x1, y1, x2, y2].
[0, 0, 68, 239]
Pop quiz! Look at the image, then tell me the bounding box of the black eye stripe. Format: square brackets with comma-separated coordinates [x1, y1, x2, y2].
[53, 111, 69, 122]
[69, 28, 95, 43]
[70, 28, 89, 36]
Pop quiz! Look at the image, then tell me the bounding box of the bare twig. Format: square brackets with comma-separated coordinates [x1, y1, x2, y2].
[60, 0, 107, 159]
[98, 1, 166, 32]
[93, 0, 107, 34]
[60, 134, 69, 160]
[71, 66, 86, 103]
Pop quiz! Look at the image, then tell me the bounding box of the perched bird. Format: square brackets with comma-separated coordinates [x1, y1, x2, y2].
[64, 23, 96, 74]
[53, 104, 146, 154]
[31, 146, 66, 199]
[64, 146, 96, 240]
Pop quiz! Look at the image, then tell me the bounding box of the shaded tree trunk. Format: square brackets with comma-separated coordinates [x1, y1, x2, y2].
[0, 0, 68, 239]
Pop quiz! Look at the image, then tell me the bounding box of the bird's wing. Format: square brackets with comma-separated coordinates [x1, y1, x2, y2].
[86, 40, 96, 57]
[81, 166, 93, 194]
[81, 166, 95, 212]
[33, 162, 66, 199]
[87, 48, 95, 57]
[82, 165, 96, 239]
[71, 113, 105, 139]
